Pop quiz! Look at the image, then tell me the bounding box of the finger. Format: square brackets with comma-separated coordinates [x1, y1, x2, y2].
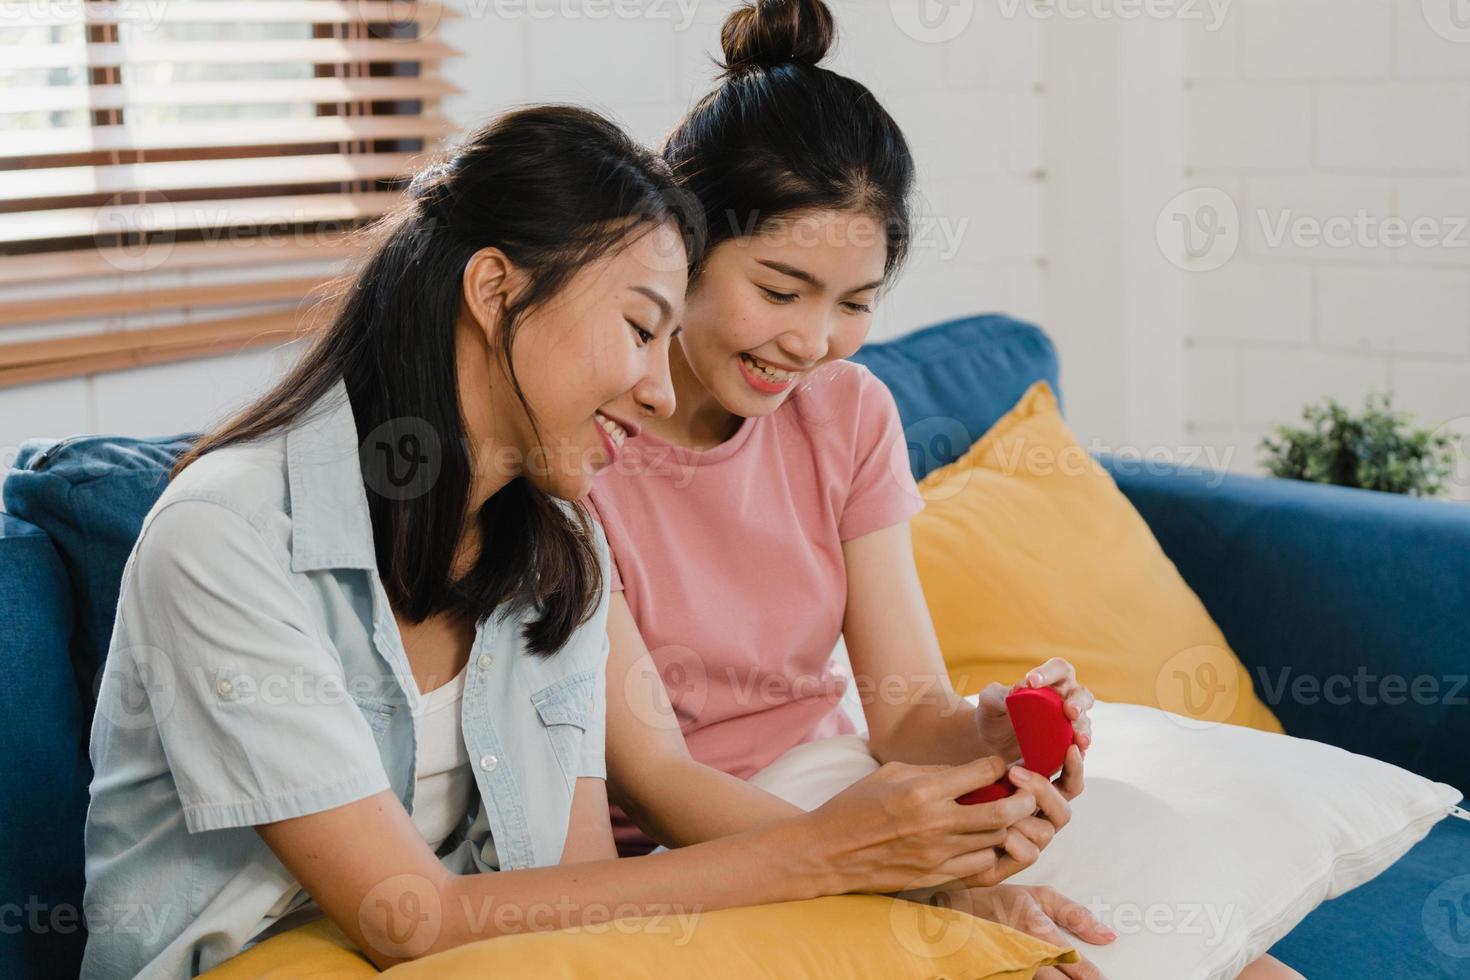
[1004, 901, 1107, 980]
[998, 826, 1041, 868]
[944, 829, 1009, 856]
[950, 788, 1039, 833]
[978, 682, 1011, 714]
[1058, 953, 1108, 980]
[1065, 688, 1096, 734]
[933, 846, 1008, 888]
[1055, 745, 1085, 801]
[1036, 968, 1069, 979]
[1024, 658, 1076, 690]
[1010, 767, 1072, 831]
[930, 754, 1008, 798]
[1012, 815, 1057, 852]
[960, 851, 1032, 888]
[1032, 887, 1118, 947]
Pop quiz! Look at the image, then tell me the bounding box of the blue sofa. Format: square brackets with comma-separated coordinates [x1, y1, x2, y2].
[3, 314, 1466, 978]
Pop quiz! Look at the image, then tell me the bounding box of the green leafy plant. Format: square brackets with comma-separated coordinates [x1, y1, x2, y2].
[1259, 391, 1456, 497]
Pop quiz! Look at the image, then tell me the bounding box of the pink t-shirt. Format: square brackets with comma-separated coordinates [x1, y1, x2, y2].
[585, 359, 924, 855]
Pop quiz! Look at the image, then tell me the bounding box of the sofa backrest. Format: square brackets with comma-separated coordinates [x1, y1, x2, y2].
[851, 314, 1060, 480]
[0, 514, 91, 978]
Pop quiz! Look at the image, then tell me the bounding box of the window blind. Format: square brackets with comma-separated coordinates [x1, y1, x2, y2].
[0, 0, 460, 387]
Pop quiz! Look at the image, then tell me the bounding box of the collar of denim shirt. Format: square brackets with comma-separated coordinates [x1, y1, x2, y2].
[283, 378, 380, 573]
[279, 378, 434, 721]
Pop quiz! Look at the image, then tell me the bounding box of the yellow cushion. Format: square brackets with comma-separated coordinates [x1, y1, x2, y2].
[911, 380, 1283, 734]
[203, 895, 1077, 979]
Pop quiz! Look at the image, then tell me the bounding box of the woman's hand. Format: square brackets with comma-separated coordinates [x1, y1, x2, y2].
[951, 749, 1081, 886]
[977, 657, 1096, 764]
[929, 884, 1117, 980]
[799, 755, 1067, 894]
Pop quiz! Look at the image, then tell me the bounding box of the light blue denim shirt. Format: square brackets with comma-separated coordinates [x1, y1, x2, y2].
[80, 379, 610, 979]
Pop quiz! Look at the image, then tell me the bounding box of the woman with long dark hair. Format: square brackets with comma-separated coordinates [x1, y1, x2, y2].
[81, 105, 1060, 978]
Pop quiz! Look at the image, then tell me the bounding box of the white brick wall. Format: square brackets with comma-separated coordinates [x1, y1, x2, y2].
[1182, 0, 1470, 474]
[10, 0, 1467, 495]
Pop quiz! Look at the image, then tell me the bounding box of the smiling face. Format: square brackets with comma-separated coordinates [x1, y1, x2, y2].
[676, 208, 889, 420]
[460, 219, 688, 501]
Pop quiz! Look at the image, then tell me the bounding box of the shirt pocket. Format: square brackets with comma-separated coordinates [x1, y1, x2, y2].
[349, 690, 397, 745]
[531, 670, 595, 785]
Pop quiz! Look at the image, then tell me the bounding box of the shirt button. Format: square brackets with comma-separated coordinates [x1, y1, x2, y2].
[477, 654, 492, 669]
[216, 677, 235, 699]
[479, 754, 498, 772]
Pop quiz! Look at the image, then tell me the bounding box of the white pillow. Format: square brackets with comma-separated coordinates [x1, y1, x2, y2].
[1006, 701, 1460, 979]
[766, 693, 1462, 980]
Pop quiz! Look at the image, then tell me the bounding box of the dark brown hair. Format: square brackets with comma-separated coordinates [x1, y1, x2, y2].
[176, 105, 701, 655]
[666, 0, 914, 284]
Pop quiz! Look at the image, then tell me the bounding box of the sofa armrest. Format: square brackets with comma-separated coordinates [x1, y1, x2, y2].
[1099, 455, 1470, 793]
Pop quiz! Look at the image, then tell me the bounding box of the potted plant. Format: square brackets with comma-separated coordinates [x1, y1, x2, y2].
[1259, 391, 1458, 497]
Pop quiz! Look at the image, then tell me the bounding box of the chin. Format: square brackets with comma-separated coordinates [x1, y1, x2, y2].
[523, 467, 596, 502]
[722, 375, 790, 418]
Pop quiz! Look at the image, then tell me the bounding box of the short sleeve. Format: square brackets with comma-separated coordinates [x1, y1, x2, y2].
[581, 492, 624, 592]
[838, 367, 926, 541]
[113, 498, 391, 834]
[575, 519, 611, 779]
[575, 631, 609, 780]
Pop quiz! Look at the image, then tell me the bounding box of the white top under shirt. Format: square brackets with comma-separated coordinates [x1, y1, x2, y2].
[409, 664, 476, 850]
[245, 665, 477, 946]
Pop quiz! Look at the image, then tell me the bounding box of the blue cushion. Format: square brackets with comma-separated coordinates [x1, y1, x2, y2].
[3, 435, 195, 715]
[0, 514, 88, 978]
[1103, 458, 1470, 794]
[851, 313, 1061, 480]
[1271, 815, 1470, 976]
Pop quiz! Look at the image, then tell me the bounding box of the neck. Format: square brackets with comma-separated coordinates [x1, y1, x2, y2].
[650, 340, 744, 449]
[452, 321, 518, 574]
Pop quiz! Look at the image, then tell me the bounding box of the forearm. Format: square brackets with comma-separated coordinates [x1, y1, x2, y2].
[866, 690, 995, 767]
[432, 818, 831, 957]
[612, 756, 805, 848]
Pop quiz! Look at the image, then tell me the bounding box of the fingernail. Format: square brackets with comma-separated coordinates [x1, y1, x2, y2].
[1027, 672, 1042, 687]
[1011, 767, 1032, 782]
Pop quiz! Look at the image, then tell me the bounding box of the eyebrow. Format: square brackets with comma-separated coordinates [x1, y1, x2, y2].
[630, 285, 675, 328]
[755, 259, 884, 295]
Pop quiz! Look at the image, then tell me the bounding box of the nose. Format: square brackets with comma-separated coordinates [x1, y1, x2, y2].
[779, 313, 830, 366]
[633, 343, 677, 419]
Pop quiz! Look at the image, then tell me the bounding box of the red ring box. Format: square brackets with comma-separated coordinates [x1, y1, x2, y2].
[956, 686, 1072, 805]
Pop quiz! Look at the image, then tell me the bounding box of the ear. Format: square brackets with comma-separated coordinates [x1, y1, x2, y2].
[461, 246, 519, 346]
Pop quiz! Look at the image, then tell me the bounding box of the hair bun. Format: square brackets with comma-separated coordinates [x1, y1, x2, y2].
[720, 0, 835, 72]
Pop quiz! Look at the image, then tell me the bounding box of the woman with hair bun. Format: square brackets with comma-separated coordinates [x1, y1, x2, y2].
[590, 3, 1302, 978]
